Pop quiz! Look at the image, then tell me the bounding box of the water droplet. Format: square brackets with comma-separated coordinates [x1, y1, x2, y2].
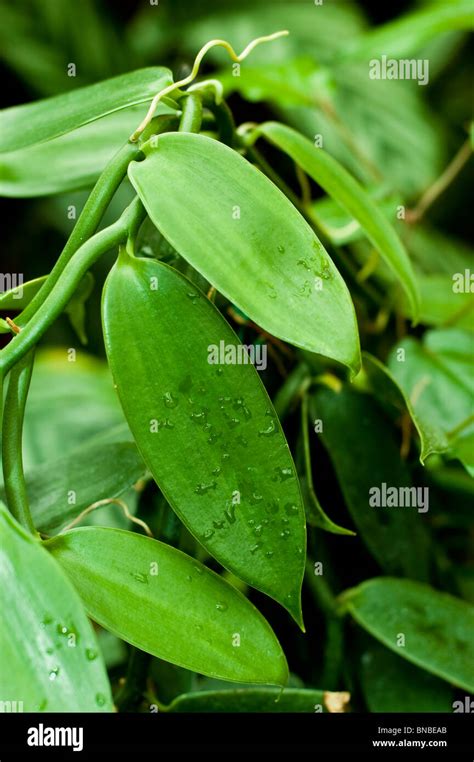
[49, 667, 60, 682]
[224, 503, 236, 524]
[216, 368, 223, 376]
[222, 452, 230, 460]
[250, 492, 263, 505]
[203, 528, 215, 540]
[195, 481, 217, 495]
[254, 524, 263, 537]
[277, 245, 285, 253]
[131, 572, 148, 584]
[186, 574, 192, 582]
[248, 519, 255, 527]
[41, 614, 53, 628]
[235, 435, 248, 448]
[190, 410, 207, 425]
[285, 503, 299, 515]
[215, 601, 228, 612]
[228, 417, 240, 429]
[187, 292, 199, 303]
[213, 519, 225, 530]
[96, 693, 106, 707]
[85, 649, 98, 661]
[250, 543, 261, 555]
[212, 466, 221, 476]
[274, 467, 294, 482]
[57, 624, 68, 636]
[266, 551, 274, 558]
[163, 391, 178, 409]
[194, 565, 203, 575]
[259, 419, 277, 437]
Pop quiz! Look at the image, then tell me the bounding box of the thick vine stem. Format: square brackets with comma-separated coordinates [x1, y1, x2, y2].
[16, 141, 141, 329]
[178, 93, 203, 134]
[0, 198, 145, 378]
[2, 350, 36, 534]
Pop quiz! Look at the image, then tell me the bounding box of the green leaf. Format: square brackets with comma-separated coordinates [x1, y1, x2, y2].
[0, 106, 159, 197]
[310, 386, 430, 580]
[358, 637, 453, 713]
[0, 504, 112, 711]
[19, 349, 129, 470]
[102, 253, 306, 624]
[0, 67, 173, 152]
[361, 352, 433, 462]
[253, 122, 419, 317]
[387, 329, 474, 471]
[128, 132, 360, 374]
[46, 526, 288, 686]
[165, 687, 337, 712]
[398, 272, 474, 331]
[341, 0, 474, 62]
[311, 188, 402, 246]
[0, 441, 146, 534]
[341, 577, 474, 692]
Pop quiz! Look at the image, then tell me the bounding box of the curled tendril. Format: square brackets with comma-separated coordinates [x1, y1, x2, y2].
[129, 30, 289, 142]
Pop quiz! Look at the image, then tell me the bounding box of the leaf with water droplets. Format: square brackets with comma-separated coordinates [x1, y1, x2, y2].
[128, 132, 360, 374]
[46, 526, 288, 685]
[0, 503, 112, 711]
[102, 253, 306, 625]
[252, 122, 419, 319]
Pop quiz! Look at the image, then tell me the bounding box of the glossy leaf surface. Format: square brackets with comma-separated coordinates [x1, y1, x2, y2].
[166, 687, 336, 712]
[47, 527, 288, 685]
[254, 122, 419, 316]
[0, 504, 112, 711]
[128, 132, 360, 373]
[102, 254, 306, 623]
[0, 67, 173, 152]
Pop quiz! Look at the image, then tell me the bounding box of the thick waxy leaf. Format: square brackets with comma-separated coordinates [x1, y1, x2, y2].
[387, 329, 474, 472]
[341, 577, 474, 692]
[312, 190, 402, 246]
[47, 527, 288, 685]
[0, 107, 141, 197]
[0, 442, 146, 533]
[0, 504, 112, 711]
[358, 637, 453, 713]
[311, 386, 430, 580]
[128, 132, 360, 373]
[102, 254, 306, 624]
[0, 67, 173, 152]
[165, 687, 340, 713]
[254, 122, 419, 316]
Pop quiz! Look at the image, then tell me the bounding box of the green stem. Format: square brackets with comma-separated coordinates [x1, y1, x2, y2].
[178, 93, 203, 134]
[115, 647, 151, 712]
[17, 141, 141, 328]
[304, 560, 343, 689]
[205, 99, 236, 146]
[2, 350, 36, 533]
[0, 198, 145, 377]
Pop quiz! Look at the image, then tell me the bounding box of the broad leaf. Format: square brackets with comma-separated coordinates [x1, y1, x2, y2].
[311, 386, 430, 580]
[102, 253, 306, 624]
[46, 526, 288, 686]
[0, 504, 112, 711]
[0, 442, 146, 534]
[357, 637, 453, 713]
[341, 577, 474, 692]
[165, 687, 341, 712]
[128, 132, 360, 374]
[387, 329, 474, 472]
[0, 67, 173, 152]
[253, 122, 419, 316]
[0, 107, 151, 197]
